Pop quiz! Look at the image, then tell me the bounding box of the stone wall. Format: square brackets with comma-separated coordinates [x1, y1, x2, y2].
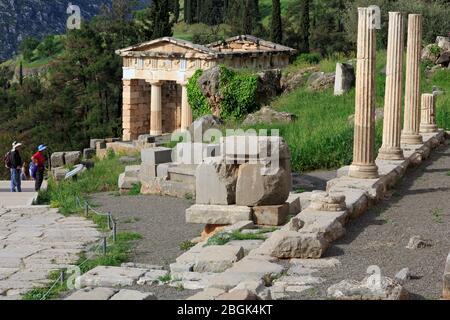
[122, 79, 151, 141]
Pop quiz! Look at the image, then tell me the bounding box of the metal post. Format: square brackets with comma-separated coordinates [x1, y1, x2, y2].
[112, 220, 117, 243]
[84, 203, 89, 217]
[102, 237, 107, 255]
[60, 270, 65, 286]
[107, 212, 112, 230]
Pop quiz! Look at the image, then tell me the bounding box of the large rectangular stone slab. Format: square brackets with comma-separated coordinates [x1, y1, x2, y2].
[141, 147, 172, 165]
[297, 208, 347, 242]
[186, 205, 252, 225]
[65, 287, 118, 300]
[110, 289, 157, 300]
[141, 177, 195, 198]
[78, 266, 147, 288]
[220, 136, 291, 161]
[252, 204, 289, 226]
[193, 245, 245, 273]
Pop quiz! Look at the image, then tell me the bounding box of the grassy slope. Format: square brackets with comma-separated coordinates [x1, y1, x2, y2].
[244, 52, 450, 173]
[37, 151, 130, 214]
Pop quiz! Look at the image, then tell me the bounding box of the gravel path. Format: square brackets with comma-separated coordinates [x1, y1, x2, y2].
[292, 142, 450, 300]
[89, 193, 203, 267]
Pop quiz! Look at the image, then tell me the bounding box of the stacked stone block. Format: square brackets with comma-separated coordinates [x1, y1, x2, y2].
[187, 136, 293, 228]
[122, 79, 151, 141]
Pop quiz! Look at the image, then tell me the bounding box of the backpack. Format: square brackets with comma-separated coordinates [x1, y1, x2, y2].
[4, 151, 12, 169]
[29, 162, 38, 180]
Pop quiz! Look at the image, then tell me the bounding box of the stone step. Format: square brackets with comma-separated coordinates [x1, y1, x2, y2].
[168, 164, 197, 184]
[141, 176, 195, 199]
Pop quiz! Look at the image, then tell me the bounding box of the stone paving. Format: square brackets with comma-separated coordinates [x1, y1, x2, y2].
[0, 206, 100, 299]
[0, 181, 44, 208]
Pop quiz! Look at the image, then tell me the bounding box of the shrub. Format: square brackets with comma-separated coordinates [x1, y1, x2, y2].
[187, 69, 211, 119]
[187, 65, 259, 121]
[295, 53, 322, 66]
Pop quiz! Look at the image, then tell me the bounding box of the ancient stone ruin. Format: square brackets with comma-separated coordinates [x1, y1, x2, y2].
[116, 35, 296, 141]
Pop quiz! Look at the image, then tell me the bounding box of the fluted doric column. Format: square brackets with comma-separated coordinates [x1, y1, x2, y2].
[348, 7, 379, 179]
[150, 81, 163, 136]
[401, 14, 423, 145]
[180, 82, 193, 130]
[378, 12, 405, 160]
[420, 93, 438, 133]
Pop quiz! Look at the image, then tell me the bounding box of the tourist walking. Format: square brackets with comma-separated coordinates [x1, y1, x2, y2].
[6, 141, 23, 192]
[31, 144, 47, 192]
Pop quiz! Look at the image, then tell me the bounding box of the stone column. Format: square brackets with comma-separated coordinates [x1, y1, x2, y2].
[401, 14, 423, 145]
[420, 93, 438, 133]
[348, 7, 379, 179]
[180, 82, 192, 130]
[378, 12, 405, 160]
[150, 81, 162, 136]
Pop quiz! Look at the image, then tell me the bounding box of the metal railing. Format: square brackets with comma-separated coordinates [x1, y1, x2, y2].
[39, 197, 118, 300]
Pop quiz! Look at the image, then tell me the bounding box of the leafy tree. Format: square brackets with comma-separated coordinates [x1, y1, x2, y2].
[19, 37, 40, 62]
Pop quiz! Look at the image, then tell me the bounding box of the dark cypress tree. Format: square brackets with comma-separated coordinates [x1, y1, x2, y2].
[149, 0, 174, 38]
[271, 0, 282, 43]
[299, 0, 310, 53]
[196, 0, 203, 23]
[243, 0, 253, 35]
[226, 0, 244, 34]
[184, 0, 193, 23]
[172, 0, 180, 22]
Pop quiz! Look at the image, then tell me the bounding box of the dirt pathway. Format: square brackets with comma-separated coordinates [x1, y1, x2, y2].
[294, 142, 450, 300]
[89, 193, 203, 267]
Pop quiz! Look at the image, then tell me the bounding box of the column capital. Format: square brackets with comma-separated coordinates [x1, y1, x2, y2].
[147, 80, 163, 86]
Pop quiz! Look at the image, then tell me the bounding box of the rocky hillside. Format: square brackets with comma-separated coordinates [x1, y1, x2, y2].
[0, 0, 111, 61]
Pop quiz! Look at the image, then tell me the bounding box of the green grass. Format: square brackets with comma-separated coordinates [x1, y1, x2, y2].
[128, 182, 142, 196]
[179, 240, 196, 251]
[37, 152, 126, 215]
[158, 274, 172, 283]
[205, 228, 277, 246]
[22, 231, 141, 300]
[431, 208, 444, 224]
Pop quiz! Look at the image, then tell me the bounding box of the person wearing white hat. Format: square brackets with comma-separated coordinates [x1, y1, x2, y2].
[9, 141, 24, 192]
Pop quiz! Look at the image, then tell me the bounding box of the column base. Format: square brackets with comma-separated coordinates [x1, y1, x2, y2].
[419, 124, 438, 133]
[348, 163, 379, 179]
[377, 147, 404, 161]
[401, 132, 423, 145]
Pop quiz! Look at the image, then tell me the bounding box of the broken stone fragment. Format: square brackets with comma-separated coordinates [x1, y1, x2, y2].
[253, 230, 329, 259]
[406, 235, 433, 249]
[310, 191, 347, 212]
[195, 157, 239, 205]
[327, 276, 409, 300]
[443, 252, 450, 300]
[236, 163, 292, 206]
